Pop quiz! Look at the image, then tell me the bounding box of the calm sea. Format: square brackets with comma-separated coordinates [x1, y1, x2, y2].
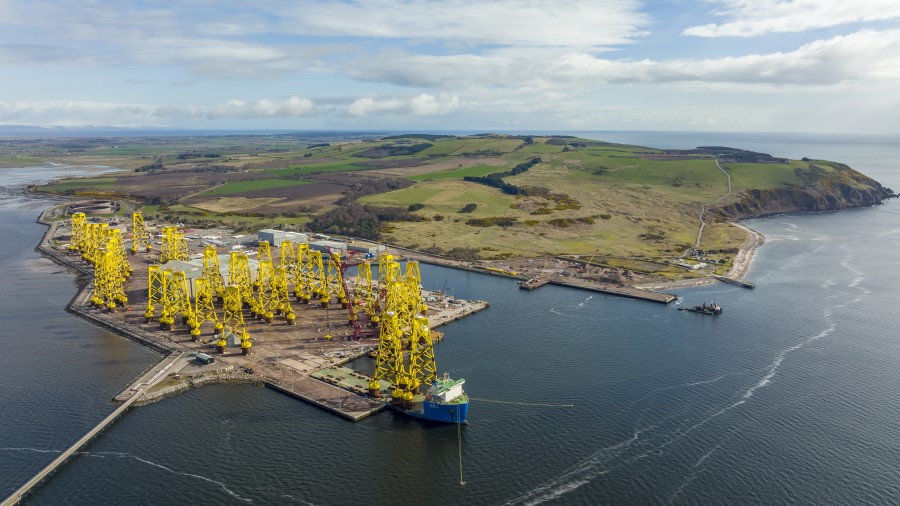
[1, 133, 899, 505]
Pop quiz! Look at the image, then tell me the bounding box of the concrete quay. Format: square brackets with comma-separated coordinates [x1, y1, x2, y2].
[389, 244, 676, 304]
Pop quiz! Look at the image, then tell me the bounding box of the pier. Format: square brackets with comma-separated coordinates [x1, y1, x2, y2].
[0, 392, 141, 506]
[0, 351, 186, 506]
[519, 276, 550, 290]
[551, 280, 677, 303]
[714, 275, 755, 289]
[266, 376, 385, 421]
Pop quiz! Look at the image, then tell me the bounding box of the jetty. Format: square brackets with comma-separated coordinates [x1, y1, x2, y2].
[1, 351, 185, 506]
[519, 276, 550, 290]
[714, 275, 755, 289]
[0, 391, 141, 506]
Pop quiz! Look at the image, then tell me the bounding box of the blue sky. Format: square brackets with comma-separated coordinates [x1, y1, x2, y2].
[1, 0, 899, 132]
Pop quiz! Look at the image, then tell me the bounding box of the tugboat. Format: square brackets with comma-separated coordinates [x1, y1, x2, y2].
[680, 301, 723, 315]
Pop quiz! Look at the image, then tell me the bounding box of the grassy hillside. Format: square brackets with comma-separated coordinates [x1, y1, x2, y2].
[21, 132, 877, 266]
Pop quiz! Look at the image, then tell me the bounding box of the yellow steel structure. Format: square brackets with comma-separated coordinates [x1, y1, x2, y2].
[202, 245, 225, 299]
[353, 261, 380, 327]
[159, 269, 192, 331]
[88, 246, 108, 307]
[258, 240, 273, 264]
[81, 223, 108, 265]
[255, 259, 275, 321]
[293, 243, 312, 302]
[408, 315, 438, 390]
[325, 252, 347, 305]
[106, 228, 133, 281]
[271, 266, 293, 320]
[308, 250, 326, 302]
[255, 240, 272, 290]
[355, 260, 374, 298]
[378, 254, 402, 289]
[228, 251, 254, 306]
[218, 285, 250, 354]
[404, 259, 427, 317]
[370, 311, 404, 393]
[404, 260, 422, 290]
[280, 240, 296, 269]
[158, 226, 174, 263]
[90, 246, 128, 311]
[189, 276, 221, 340]
[145, 264, 164, 321]
[131, 211, 151, 254]
[69, 212, 87, 252]
[159, 226, 188, 263]
[385, 279, 416, 330]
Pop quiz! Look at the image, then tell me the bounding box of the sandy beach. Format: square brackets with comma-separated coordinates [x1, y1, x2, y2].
[634, 221, 764, 291]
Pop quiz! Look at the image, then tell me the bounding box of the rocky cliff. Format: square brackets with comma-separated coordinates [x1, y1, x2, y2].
[717, 162, 895, 219]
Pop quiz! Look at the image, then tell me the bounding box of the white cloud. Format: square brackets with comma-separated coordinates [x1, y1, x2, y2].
[347, 97, 405, 116]
[348, 93, 461, 116]
[192, 97, 315, 119]
[350, 29, 900, 91]
[280, 0, 649, 48]
[409, 93, 461, 115]
[0, 97, 315, 126]
[684, 0, 900, 37]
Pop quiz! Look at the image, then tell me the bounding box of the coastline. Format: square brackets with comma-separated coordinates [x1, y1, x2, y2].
[30, 204, 487, 416]
[634, 221, 764, 291]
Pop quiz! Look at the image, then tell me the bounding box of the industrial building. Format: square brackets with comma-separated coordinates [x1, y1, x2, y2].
[347, 240, 386, 256]
[309, 240, 348, 253]
[257, 229, 308, 245]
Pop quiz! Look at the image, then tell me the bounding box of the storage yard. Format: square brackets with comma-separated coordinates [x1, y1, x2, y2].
[40, 203, 489, 420]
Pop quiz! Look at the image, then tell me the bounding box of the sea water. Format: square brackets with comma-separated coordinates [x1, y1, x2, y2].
[1, 134, 899, 504]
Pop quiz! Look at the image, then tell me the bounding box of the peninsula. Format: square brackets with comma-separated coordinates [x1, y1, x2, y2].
[16, 132, 896, 287]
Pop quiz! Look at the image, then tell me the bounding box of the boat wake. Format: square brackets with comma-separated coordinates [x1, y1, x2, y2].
[0, 446, 61, 454]
[83, 451, 254, 503]
[502, 427, 654, 506]
[507, 238, 871, 504]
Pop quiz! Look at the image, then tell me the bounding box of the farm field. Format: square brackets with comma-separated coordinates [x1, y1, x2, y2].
[18, 131, 871, 274]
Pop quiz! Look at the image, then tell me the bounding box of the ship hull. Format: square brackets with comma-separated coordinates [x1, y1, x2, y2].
[390, 399, 469, 424]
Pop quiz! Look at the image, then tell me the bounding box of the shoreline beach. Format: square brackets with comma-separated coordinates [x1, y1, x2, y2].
[634, 221, 764, 291]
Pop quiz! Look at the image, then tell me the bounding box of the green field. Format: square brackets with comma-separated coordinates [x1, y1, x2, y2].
[362, 181, 516, 216]
[267, 162, 367, 177]
[198, 178, 311, 196]
[408, 164, 509, 182]
[17, 132, 879, 272]
[721, 161, 804, 190]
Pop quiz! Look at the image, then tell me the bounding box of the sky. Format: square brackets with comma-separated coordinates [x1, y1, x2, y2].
[1, 0, 899, 133]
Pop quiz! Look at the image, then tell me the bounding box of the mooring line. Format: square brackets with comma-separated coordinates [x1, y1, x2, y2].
[457, 419, 466, 486]
[469, 397, 575, 408]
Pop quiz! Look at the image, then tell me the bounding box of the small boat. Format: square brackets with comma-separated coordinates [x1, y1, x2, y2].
[679, 301, 723, 315]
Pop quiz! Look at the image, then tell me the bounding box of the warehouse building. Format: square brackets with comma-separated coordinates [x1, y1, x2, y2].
[257, 229, 308, 246]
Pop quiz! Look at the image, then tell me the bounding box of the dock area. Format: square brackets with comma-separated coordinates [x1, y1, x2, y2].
[267, 376, 385, 421]
[32, 206, 489, 423]
[392, 245, 677, 304]
[519, 276, 550, 290]
[551, 280, 677, 303]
